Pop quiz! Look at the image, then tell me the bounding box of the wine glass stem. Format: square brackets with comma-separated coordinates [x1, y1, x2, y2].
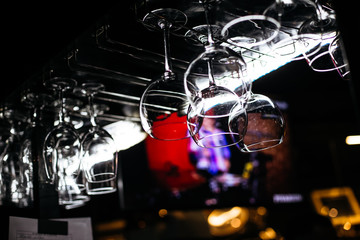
[58, 88, 65, 124]
[160, 21, 173, 77]
[88, 94, 97, 127]
[207, 59, 216, 87]
[202, 1, 215, 46]
[314, 0, 327, 21]
[275, 0, 284, 18]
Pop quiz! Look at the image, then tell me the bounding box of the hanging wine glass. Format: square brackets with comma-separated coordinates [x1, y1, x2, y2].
[231, 92, 286, 152]
[298, 0, 339, 72]
[18, 92, 55, 207]
[184, 24, 251, 98]
[203, 0, 280, 51]
[263, 0, 320, 61]
[184, 24, 249, 108]
[184, 0, 248, 148]
[139, 8, 192, 141]
[221, 13, 280, 49]
[0, 106, 12, 205]
[214, 0, 281, 80]
[263, 0, 317, 27]
[23, 91, 89, 209]
[42, 77, 82, 184]
[329, 34, 351, 80]
[298, 0, 337, 40]
[80, 82, 118, 195]
[0, 107, 30, 207]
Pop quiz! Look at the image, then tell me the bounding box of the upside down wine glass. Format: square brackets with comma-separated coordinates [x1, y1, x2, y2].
[139, 8, 191, 141]
[42, 78, 85, 207]
[329, 34, 351, 80]
[80, 82, 118, 195]
[43, 78, 82, 184]
[220, 1, 280, 49]
[19, 92, 56, 207]
[231, 92, 286, 152]
[262, 0, 320, 60]
[184, 0, 248, 148]
[0, 107, 30, 207]
[298, 0, 339, 72]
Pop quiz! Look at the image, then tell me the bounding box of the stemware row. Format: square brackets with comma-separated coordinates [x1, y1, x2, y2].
[139, 3, 286, 152]
[0, 78, 119, 209]
[139, 0, 349, 151]
[42, 77, 118, 209]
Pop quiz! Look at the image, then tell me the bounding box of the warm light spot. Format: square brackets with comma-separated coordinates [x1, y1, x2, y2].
[343, 221, 352, 231]
[158, 209, 168, 218]
[95, 220, 127, 232]
[257, 206, 267, 216]
[259, 227, 277, 240]
[346, 135, 360, 145]
[328, 208, 338, 218]
[230, 218, 242, 228]
[320, 206, 329, 216]
[208, 207, 242, 227]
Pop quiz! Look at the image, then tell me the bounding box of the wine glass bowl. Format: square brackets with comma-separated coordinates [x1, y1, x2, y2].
[221, 15, 280, 48]
[184, 44, 249, 148]
[329, 34, 351, 79]
[142, 8, 187, 32]
[81, 125, 118, 183]
[187, 100, 247, 148]
[140, 76, 191, 140]
[234, 93, 285, 152]
[184, 43, 249, 110]
[261, 0, 321, 61]
[42, 77, 82, 184]
[80, 82, 118, 184]
[182, 0, 251, 148]
[297, 2, 340, 72]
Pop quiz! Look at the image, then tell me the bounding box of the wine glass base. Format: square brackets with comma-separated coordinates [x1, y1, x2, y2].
[142, 8, 187, 31]
[221, 15, 280, 47]
[185, 24, 226, 46]
[86, 183, 117, 195]
[44, 77, 77, 91]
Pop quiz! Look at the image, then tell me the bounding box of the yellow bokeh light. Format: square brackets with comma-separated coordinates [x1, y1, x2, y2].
[230, 218, 242, 228]
[257, 206, 267, 216]
[158, 209, 168, 218]
[343, 221, 352, 230]
[320, 206, 329, 216]
[208, 207, 242, 227]
[259, 227, 277, 240]
[328, 208, 338, 218]
[346, 135, 360, 145]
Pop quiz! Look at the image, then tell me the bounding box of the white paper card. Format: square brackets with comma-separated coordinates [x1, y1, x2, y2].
[8, 216, 93, 240]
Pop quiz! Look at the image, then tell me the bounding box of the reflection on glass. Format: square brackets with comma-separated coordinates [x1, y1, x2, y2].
[80, 83, 117, 183]
[184, 1, 249, 148]
[189, 125, 231, 176]
[0, 108, 32, 207]
[42, 78, 83, 208]
[234, 93, 285, 152]
[187, 105, 247, 148]
[329, 35, 351, 80]
[103, 120, 147, 151]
